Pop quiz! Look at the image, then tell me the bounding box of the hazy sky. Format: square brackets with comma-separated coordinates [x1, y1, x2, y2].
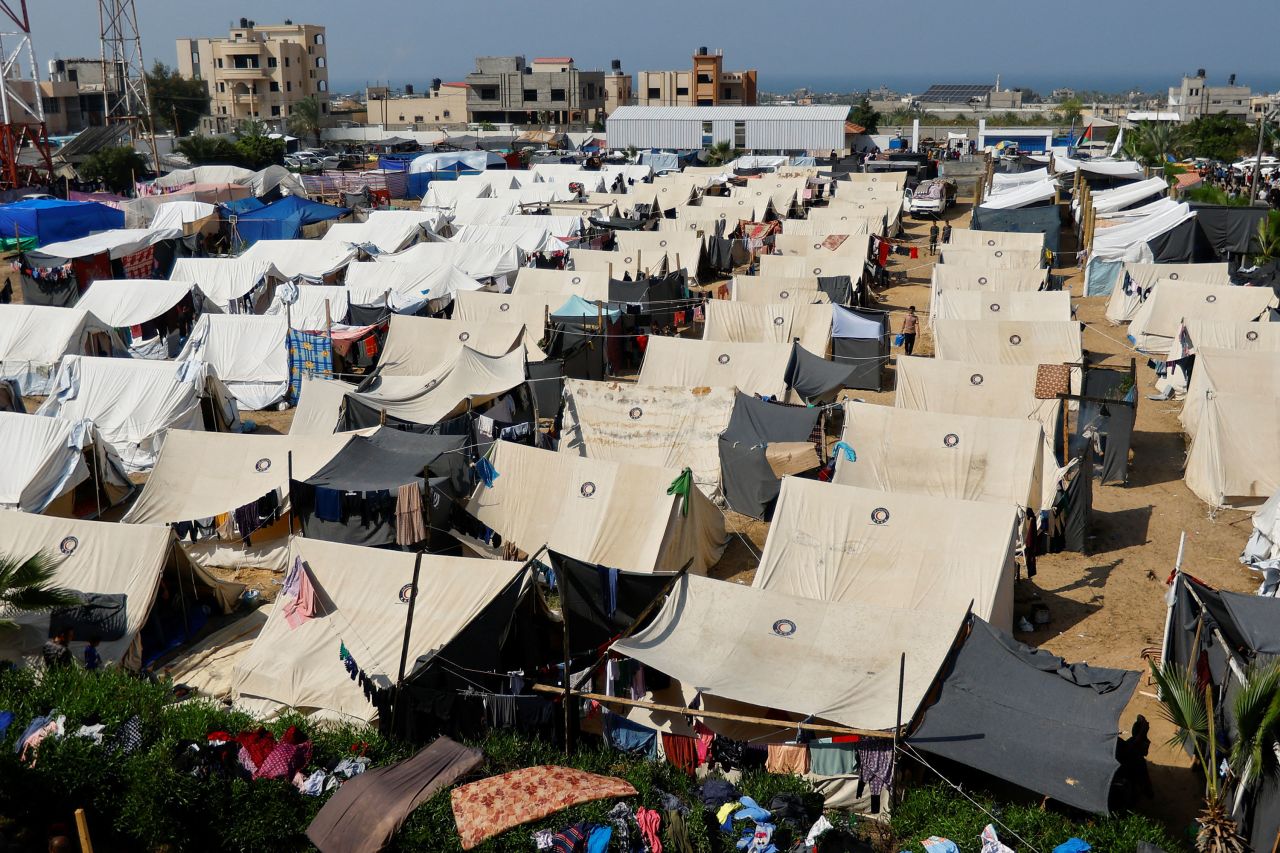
[31, 0, 1280, 96]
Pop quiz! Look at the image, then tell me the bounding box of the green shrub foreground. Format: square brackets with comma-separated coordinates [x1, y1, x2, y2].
[0, 666, 1185, 851]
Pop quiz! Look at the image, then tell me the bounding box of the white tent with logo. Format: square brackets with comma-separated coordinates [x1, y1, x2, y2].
[933, 319, 1082, 367]
[376, 315, 535, 375]
[639, 337, 793, 399]
[703, 301, 832, 354]
[730, 275, 828, 304]
[759, 254, 860, 281]
[514, 267, 611, 301]
[1127, 281, 1275, 352]
[947, 229, 1047, 253]
[939, 247, 1043, 269]
[240, 239, 357, 281]
[1104, 262, 1230, 324]
[932, 290, 1071, 324]
[177, 313, 290, 410]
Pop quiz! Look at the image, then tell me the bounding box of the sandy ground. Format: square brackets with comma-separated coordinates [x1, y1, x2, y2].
[11, 197, 1250, 827]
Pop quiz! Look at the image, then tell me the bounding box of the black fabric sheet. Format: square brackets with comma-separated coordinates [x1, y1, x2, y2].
[910, 618, 1138, 814]
[1219, 592, 1280, 657]
[19, 273, 79, 307]
[550, 550, 674, 654]
[817, 275, 855, 306]
[970, 204, 1060, 255]
[526, 359, 565, 421]
[50, 593, 128, 641]
[785, 344, 855, 403]
[1079, 369, 1136, 486]
[294, 486, 397, 547]
[719, 392, 820, 519]
[303, 430, 468, 493]
[1190, 204, 1270, 257]
[1146, 217, 1217, 264]
[1062, 443, 1093, 553]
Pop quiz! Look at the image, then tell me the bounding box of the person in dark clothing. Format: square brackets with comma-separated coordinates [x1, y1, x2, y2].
[900, 306, 919, 356]
[42, 629, 72, 669]
[84, 637, 102, 672]
[928, 223, 940, 255]
[941, 223, 952, 244]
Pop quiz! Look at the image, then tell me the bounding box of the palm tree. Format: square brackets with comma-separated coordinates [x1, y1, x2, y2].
[1124, 121, 1183, 168]
[0, 551, 78, 633]
[703, 141, 738, 167]
[288, 95, 323, 146]
[1150, 661, 1248, 852]
[1256, 212, 1280, 265]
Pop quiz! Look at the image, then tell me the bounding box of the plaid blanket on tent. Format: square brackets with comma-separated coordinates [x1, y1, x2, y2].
[287, 330, 333, 402]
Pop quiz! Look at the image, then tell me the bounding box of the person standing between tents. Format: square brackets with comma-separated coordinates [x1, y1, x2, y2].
[42, 628, 72, 669]
[928, 222, 940, 255]
[900, 306, 919, 356]
[941, 222, 952, 245]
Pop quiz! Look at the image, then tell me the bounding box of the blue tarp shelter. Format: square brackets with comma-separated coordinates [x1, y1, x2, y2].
[551, 294, 621, 322]
[230, 195, 350, 243]
[0, 198, 123, 246]
[406, 151, 505, 197]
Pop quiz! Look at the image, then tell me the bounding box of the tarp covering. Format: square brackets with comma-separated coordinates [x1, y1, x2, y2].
[232, 195, 350, 244]
[932, 290, 1071, 323]
[612, 573, 963, 732]
[32, 226, 180, 261]
[933, 319, 1082, 367]
[0, 304, 117, 395]
[123, 429, 353, 524]
[703, 300, 832, 354]
[36, 355, 227, 472]
[0, 411, 129, 512]
[718, 392, 821, 519]
[1127, 281, 1275, 352]
[466, 441, 727, 574]
[1088, 201, 1195, 264]
[895, 356, 1062, 510]
[968, 204, 1060, 254]
[169, 257, 277, 312]
[831, 306, 889, 391]
[560, 379, 736, 499]
[377, 315, 530, 376]
[379, 241, 522, 283]
[784, 343, 858, 403]
[638, 337, 793, 399]
[178, 314, 289, 410]
[303, 430, 467, 494]
[836, 401, 1043, 511]
[1185, 392, 1280, 507]
[910, 618, 1138, 814]
[977, 179, 1058, 211]
[72, 279, 192, 329]
[754, 477, 1018, 627]
[1052, 157, 1143, 178]
[232, 536, 525, 723]
[1189, 204, 1271, 257]
[1078, 177, 1166, 220]
[0, 198, 123, 245]
[241, 239, 357, 281]
[731, 275, 829, 305]
[0, 512, 237, 670]
[342, 346, 527, 427]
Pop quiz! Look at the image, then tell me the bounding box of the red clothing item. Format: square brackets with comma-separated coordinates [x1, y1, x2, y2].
[662, 732, 698, 775]
[235, 728, 277, 767]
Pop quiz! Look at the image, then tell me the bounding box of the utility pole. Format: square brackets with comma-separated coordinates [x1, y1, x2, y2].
[1250, 109, 1276, 206]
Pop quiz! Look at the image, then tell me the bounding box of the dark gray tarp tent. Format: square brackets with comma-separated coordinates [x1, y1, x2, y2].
[1077, 364, 1137, 486]
[970, 204, 1060, 255]
[785, 343, 858, 403]
[718, 392, 821, 520]
[292, 430, 468, 547]
[910, 617, 1138, 814]
[1146, 217, 1217, 264]
[830, 306, 889, 391]
[549, 549, 676, 653]
[1165, 574, 1280, 850]
[1189, 204, 1270, 258]
[817, 275, 856, 306]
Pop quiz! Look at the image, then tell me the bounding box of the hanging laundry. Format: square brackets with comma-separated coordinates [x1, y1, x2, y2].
[666, 467, 693, 517]
[854, 739, 894, 795]
[287, 330, 334, 403]
[283, 563, 317, 629]
[395, 482, 427, 546]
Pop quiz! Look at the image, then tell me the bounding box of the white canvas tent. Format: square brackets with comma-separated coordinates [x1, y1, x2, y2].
[1182, 319, 1280, 353]
[1185, 392, 1280, 508]
[773, 233, 870, 258]
[240, 240, 357, 281]
[1127, 281, 1275, 352]
[1103, 262, 1230, 323]
[288, 376, 356, 435]
[0, 411, 131, 513]
[37, 355, 237, 472]
[939, 247, 1043, 269]
[731, 275, 828, 304]
[759, 254, 859, 281]
[379, 241, 522, 285]
[933, 319, 1082, 367]
[569, 248, 640, 278]
[344, 262, 483, 315]
[169, 257, 278, 314]
[465, 441, 727, 574]
[638, 337, 793, 399]
[835, 402, 1043, 511]
[376, 315, 533, 376]
[613, 232, 704, 279]
[514, 267, 611, 301]
[703, 300, 832, 354]
[560, 379, 736, 500]
[449, 197, 519, 227]
[932, 290, 1071, 324]
[929, 265, 1047, 316]
[978, 179, 1058, 210]
[753, 476, 1018, 627]
[265, 284, 350, 330]
[449, 223, 568, 254]
[778, 218, 877, 238]
[0, 304, 119, 395]
[72, 279, 194, 359]
[947, 229, 1047, 253]
[177, 314, 289, 410]
[0, 512, 240, 669]
[1180, 349, 1280, 436]
[612, 573, 963, 733]
[895, 355, 1062, 509]
[231, 536, 526, 723]
[453, 290, 553, 344]
[321, 217, 426, 253]
[1074, 176, 1166, 220]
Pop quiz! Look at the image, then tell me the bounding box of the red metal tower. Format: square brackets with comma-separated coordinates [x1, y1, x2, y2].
[0, 0, 53, 189]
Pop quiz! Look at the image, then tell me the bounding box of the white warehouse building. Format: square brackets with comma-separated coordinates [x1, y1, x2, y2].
[606, 105, 849, 153]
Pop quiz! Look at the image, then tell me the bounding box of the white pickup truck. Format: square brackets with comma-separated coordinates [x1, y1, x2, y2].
[905, 179, 956, 217]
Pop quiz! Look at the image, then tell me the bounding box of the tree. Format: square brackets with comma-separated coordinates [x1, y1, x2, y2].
[145, 60, 210, 136]
[80, 145, 148, 193]
[1182, 115, 1255, 163]
[288, 95, 323, 146]
[0, 551, 78, 633]
[1150, 661, 1248, 853]
[703, 140, 739, 167]
[233, 121, 285, 170]
[1256, 212, 1280, 265]
[848, 97, 879, 134]
[1058, 97, 1084, 125]
[176, 134, 242, 166]
[477, 121, 496, 132]
[1123, 121, 1184, 168]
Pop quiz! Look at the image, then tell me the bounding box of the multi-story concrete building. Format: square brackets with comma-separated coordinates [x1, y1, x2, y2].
[44, 58, 117, 131]
[1168, 70, 1252, 122]
[602, 60, 632, 117]
[176, 19, 330, 134]
[636, 48, 757, 107]
[465, 56, 604, 127]
[366, 81, 469, 130]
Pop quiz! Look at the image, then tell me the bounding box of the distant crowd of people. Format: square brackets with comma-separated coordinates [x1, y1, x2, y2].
[1198, 164, 1280, 207]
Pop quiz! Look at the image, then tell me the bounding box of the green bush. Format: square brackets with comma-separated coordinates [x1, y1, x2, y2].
[891, 783, 1186, 852]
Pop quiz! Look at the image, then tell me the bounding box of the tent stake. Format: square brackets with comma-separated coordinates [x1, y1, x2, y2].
[75, 808, 93, 853]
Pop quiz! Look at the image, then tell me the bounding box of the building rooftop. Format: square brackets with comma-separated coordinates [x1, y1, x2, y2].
[919, 84, 995, 103]
[608, 105, 848, 121]
[441, 82, 469, 88]
[533, 57, 574, 64]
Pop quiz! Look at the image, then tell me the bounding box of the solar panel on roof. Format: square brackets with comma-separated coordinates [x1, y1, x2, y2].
[919, 84, 995, 103]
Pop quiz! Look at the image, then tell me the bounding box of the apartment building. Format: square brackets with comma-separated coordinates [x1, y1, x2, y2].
[603, 60, 632, 116]
[366, 81, 469, 130]
[176, 19, 330, 134]
[636, 48, 757, 107]
[44, 58, 117, 132]
[465, 56, 605, 126]
[1168, 70, 1252, 122]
